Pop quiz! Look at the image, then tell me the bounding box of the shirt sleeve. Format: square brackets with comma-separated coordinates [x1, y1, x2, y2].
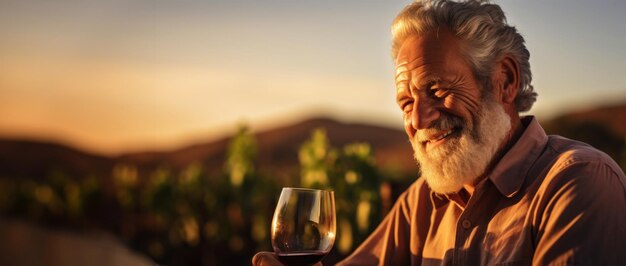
[337, 179, 426, 266]
[532, 159, 626, 265]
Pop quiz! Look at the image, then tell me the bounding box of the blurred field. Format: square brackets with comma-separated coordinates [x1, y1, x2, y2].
[0, 102, 625, 266]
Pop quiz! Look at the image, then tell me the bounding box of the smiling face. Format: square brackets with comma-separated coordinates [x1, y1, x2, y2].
[395, 29, 483, 144]
[395, 29, 512, 194]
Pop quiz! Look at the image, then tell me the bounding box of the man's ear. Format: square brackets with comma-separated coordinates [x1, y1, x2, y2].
[492, 55, 520, 104]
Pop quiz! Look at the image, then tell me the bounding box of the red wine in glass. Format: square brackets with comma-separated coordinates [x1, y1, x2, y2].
[277, 251, 328, 266]
[271, 188, 336, 266]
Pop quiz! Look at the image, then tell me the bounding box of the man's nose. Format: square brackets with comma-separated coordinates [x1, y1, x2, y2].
[411, 96, 440, 130]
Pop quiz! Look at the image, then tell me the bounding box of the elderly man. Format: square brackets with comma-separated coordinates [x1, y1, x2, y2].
[254, 0, 626, 265]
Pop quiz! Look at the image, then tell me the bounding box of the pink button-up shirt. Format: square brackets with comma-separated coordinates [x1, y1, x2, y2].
[339, 117, 626, 265]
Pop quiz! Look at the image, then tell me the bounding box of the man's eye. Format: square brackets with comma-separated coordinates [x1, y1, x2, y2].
[400, 100, 413, 112]
[430, 88, 446, 98]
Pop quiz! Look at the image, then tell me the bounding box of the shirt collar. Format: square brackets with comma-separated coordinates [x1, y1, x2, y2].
[430, 188, 470, 209]
[487, 116, 548, 197]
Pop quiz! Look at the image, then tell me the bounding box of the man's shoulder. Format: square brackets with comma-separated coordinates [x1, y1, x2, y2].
[535, 135, 626, 194]
[545, 135, 621, 173]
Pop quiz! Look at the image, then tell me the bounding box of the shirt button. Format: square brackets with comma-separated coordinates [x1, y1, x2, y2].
[462, 219, 472, 229]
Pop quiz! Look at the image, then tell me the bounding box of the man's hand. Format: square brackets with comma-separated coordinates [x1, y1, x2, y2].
[252, 252, 323, 266]
[252, 252, 283, 266]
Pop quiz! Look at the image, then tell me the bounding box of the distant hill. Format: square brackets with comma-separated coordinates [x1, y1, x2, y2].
[0, 139, 113, 180]
[1, 101, 625, 182]
[542, 102, 626, 137]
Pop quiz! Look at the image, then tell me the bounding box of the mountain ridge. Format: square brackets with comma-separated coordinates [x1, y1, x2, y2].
[0, 116, 418, 180]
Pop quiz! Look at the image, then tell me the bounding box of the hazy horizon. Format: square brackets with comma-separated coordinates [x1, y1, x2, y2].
[1, 0, 626, 155]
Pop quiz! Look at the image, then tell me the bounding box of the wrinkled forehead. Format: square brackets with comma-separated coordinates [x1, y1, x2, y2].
[394, 29, 462, 75]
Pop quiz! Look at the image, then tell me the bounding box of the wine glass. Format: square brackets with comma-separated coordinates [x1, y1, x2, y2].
[271, 187, 336, 266]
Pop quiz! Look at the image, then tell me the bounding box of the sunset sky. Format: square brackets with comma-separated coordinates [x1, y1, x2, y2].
[1, 0, 625, 155]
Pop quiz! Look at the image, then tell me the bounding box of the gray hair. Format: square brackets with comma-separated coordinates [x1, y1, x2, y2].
[391, 0, 537, 112]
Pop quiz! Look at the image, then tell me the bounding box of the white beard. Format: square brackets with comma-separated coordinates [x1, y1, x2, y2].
[410, 100, 511, 194]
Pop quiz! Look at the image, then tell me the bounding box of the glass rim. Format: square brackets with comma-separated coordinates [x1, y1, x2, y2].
[282, 187, 334, 193]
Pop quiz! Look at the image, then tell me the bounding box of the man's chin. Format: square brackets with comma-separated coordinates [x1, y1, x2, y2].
[413, 136, 479, 195]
